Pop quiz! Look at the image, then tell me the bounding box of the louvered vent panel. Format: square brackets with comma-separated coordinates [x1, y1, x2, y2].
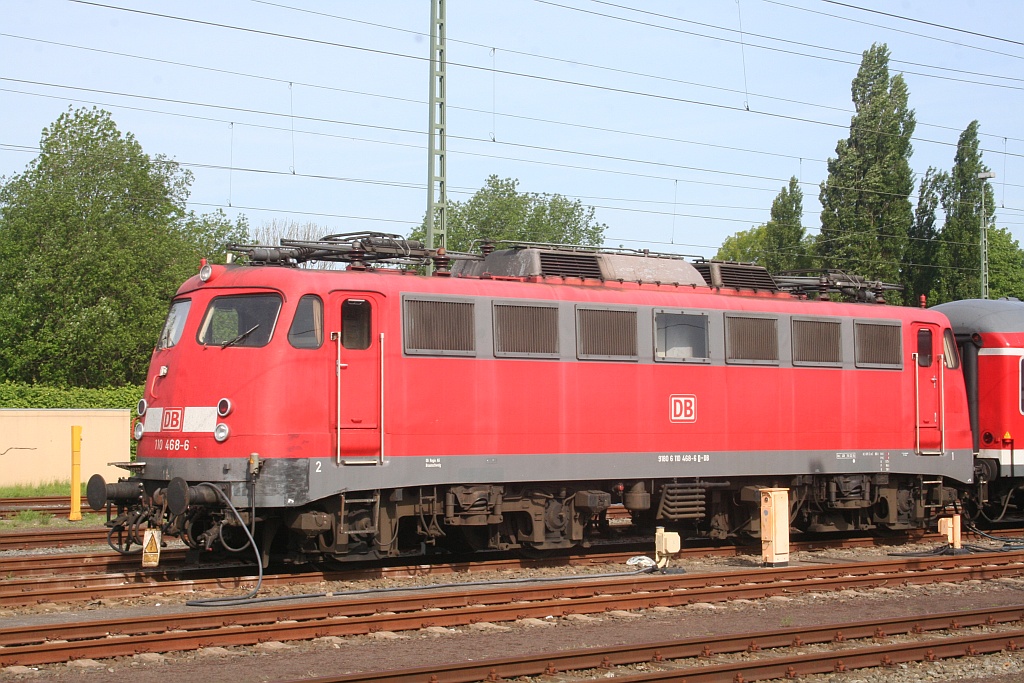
[715, 262, 779, 290]
[539, 252, 603, 279]
[577, 309, 638, 358]
[792, 319, 842, 364]
[855, 322, 901, 367]
[726, 316, 779, 362]
[494, 304, 558, 356]
[692, 262, 713, 287]
[404, 300, 475, 354]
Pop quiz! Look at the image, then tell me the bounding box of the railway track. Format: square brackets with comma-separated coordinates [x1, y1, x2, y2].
[0, 531, 963, 606]
[0, 496, 72, 518]
[0, 526, 110, 551]
[2, 552, 1024, 666]
[289, 605, 1024, 683]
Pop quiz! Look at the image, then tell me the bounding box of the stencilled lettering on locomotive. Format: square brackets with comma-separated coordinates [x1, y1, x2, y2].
[425, 457, 442, 469]
[154, 438, 191, 452]
[657, 453, 710, 464]
[669, 395, 697, 423]
[835, 451, 856, 463]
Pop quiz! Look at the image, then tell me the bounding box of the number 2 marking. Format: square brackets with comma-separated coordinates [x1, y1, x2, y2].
[315, 461, 322, 473]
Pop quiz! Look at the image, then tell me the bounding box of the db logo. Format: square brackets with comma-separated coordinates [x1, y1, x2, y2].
[161, 408, 184, 432]
[670, 395, 696, 423]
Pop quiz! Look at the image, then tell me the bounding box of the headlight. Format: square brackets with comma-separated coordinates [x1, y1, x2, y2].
[199, 262, 213, 282]
[133, 422, 145, 441]
[137, 399, 147, 416]
[214, 423, 230, 442]
[217, 398, 232, 417]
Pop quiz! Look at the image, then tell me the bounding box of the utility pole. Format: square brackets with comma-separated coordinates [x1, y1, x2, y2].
[978, 171, 995, 300]
[425, 0, 447, 273]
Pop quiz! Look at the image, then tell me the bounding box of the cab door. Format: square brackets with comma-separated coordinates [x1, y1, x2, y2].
[912, 322, 943, 454]
[329, 293, 384, 465]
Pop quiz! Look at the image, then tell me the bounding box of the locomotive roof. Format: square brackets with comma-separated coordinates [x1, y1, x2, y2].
[933, 298, 1024, 335]
[224, 234, 902, 302]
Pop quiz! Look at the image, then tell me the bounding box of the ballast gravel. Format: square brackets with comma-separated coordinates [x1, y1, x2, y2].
[3, 540, 1024, 682]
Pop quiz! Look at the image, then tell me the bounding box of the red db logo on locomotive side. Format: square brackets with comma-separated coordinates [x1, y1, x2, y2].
[161, 408, 184, 432]
[670, 395, 696, 423]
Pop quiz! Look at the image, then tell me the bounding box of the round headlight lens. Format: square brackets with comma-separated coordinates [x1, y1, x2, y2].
[199, 263, 213, 282]
[133, 422, 145, 441]
[137, 399, 147, 416]
[214, 423, 230, 443]
[217, 398, 232, 417]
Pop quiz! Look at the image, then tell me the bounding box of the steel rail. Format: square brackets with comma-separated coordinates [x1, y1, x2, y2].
[0, 527, 110, 550]
[288, 614, 1024, 683]
[2, 553, 1024, 665]
[3, 546, 1023, 608]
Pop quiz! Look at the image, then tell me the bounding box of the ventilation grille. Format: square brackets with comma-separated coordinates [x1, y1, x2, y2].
[726, 315, 779, 362]
[693, 261, 779, 291]
[539, 252, 603, 279]
[855, 321, 901, 367]
[577, 308, 638, 359]
[494, 304, 558, 357]
[792, 319, 842, 365]
[404, 299, 475, 355]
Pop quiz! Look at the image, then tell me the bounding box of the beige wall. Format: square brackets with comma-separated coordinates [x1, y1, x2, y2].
[0, 409, 130, 487]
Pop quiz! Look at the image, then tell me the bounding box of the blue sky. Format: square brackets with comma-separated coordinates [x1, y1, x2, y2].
[2, 0, 1022, 260]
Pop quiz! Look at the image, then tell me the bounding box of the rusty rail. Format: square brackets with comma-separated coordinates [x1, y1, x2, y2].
[2, 553, 1024, 666]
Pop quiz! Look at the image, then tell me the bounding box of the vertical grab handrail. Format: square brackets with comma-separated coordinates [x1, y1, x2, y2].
[938, 353, 945, 454]
[379, 332, 385, 465]
[331, 332, 349, 465]
[913, 352, 920, 454]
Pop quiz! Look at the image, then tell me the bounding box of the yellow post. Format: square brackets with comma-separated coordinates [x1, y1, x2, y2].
[70, 425, 82, 521]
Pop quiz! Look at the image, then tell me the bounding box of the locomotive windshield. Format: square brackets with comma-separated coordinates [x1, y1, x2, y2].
[197, 294, 282, 348]
[158, 299, 191, 349]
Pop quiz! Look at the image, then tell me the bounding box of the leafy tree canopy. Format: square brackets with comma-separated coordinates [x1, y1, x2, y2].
[816, 43, 916, 304]
[411, 175, 606, 252]
[0, 107, 247, 388]
[715, 225, 768, 263]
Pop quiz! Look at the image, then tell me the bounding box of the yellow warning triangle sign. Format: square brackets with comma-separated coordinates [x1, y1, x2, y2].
[145, 534, 159, 554]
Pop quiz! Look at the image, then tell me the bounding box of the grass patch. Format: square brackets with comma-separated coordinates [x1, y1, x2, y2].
[0, 480, 86, 498]
[0, 511, 106, 530]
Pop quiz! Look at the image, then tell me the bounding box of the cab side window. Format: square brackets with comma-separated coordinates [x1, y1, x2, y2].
[288, 295, 324, 349]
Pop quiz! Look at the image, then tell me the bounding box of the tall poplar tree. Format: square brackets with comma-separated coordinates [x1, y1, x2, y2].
[904, 167, 944, 304]
[763, 176, 806, 273]
[935, 121, 995, 302]
[816, 43, 916, 304]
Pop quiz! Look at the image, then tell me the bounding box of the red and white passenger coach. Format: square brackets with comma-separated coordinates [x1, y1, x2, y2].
[90, 234, 981, 564]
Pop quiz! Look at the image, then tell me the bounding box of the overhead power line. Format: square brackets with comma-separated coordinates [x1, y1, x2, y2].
[821, 0, 1024, 48]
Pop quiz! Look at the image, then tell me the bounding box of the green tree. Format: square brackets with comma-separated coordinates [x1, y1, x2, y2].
[816, 43, 916, 303]
[715, 225, 767, 263]
[411, 175, 606, 252]
[904, 167, 944, 304]
[988, 227, 1024, 301]
[934, 121, 996, 303]
[763, 176, 806, 273]
[0, 107, 247, 388]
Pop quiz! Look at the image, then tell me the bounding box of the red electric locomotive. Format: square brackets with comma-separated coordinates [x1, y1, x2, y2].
[89, 234, 975, 564]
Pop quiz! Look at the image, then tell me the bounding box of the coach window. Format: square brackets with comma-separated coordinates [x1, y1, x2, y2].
[654, 310, 709, 362]
[917, 328, 933, 367]
[288, 295, 323, 349]
[158, 299, 191, 349]
[942, 329, 960, 369]
[1020, 358, 1024, 415]
[342, 300, 372, 350]
[197, 294, 281, 347]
